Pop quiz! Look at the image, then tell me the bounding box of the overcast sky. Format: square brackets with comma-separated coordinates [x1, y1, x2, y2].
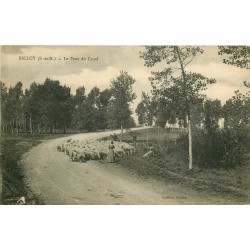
[1, 45, 249, 115]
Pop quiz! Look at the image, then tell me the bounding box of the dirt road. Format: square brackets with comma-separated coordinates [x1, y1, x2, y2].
[21, 129, 228, 205]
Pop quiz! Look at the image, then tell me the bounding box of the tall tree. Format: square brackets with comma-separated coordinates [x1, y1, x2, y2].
[37, 78, 72, 133]
[107, 71, 136, 133]
[73, 86, 86, 107]
[72, 86, 87, 131]
[218, 45, 250, 127]
[72, 87, 111, 131]
[82, 87, 102, 131]
[99, 88, 112, 129]
[23, 82, 41, 133]
[0, 81, 8, 131]
[223, 89, 250, 129]
[136, 92, 154, 125]
[140, 46, 215, 169]
[5, 82, 24, 132]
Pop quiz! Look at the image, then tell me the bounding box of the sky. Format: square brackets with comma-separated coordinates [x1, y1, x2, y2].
[1, 45, 250, 116]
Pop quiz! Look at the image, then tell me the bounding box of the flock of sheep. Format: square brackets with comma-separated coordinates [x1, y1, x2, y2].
[57, 139, 135, 162]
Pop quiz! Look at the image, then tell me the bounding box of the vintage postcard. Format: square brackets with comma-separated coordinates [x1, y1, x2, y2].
[1, 45, 249, 205]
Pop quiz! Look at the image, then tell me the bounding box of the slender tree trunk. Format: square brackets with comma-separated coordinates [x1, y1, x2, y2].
[188, 114, 193, 170]
[176, 46, 193, 170]
[30, 117, 33, 134]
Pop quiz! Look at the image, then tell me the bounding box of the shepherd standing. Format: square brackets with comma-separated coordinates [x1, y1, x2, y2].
[108, 141, 115, 163]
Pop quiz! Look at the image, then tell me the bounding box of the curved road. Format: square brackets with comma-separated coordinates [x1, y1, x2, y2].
[21, 129, 224, 204]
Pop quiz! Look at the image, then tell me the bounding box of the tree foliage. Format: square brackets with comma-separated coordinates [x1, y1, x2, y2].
[223, 89, 250, 129]
[135, 92, 154, 125]
[0, 81, 8, 124]
[140, 46, 216, 126]
[2, 81, 24, 132]
[140, 46, 217, 170]
[218, 46, 250, 69]
[38, 79, 72, 132]
[107, 71, 136, 129]
[1, 73, 136, 133]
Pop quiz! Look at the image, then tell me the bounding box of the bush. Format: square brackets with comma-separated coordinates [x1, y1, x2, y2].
[221, 126, 250, 168]
[192, 126, 250, 169]
[192, 128, 224, 168]
[175, 125, 250, 169]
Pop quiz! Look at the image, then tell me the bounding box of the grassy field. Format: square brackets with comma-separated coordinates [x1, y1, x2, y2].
[0, 133, 71, 205]
[105, 127, 250, 203]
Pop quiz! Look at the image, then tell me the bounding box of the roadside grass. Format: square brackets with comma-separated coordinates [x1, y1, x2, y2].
[0, 133, 70, 205]
[106, 127, 250, 204]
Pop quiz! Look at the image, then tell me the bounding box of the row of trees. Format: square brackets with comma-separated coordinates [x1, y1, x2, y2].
[136, 46, 250, 169]
[136, 88, 249, 131]
[1, 71, 136, 134]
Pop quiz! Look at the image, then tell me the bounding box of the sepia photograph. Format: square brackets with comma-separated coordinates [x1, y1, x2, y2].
[1, 1, 250, 250]
[1, 45, 249, 205]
